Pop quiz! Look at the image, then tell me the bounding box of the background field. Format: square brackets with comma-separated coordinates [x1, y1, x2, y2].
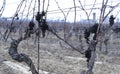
[0, 24, 120, 74]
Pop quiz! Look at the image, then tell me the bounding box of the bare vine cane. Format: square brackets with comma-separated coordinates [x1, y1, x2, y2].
[35, 10, 48, 74]
[0, 0, 6, 17]
[54, 0, 68, 40]
[48, 26, 85, 54]
[35, 11, 42, 74]
[3, 0, 25, 41]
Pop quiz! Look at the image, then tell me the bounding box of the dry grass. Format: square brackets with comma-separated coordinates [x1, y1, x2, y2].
[0, 32, 120, 74]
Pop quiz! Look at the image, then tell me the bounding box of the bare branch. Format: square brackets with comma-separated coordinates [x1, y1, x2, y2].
[46, 0, 50, 12]
[0, 0, 6, 17]
[115, 9, 120, 18]
[73, 0, 77, 25]
[32, 0, 37, 19]
[48, 28, 84, 54]
[88, 0, 97, 17]
[103, 2, 120, 21]
[54, 0, 66, 19]
[102, 0, 109, 20]
[78, 0, 89, 18]
[78, 0, 90, 25]
[96, 0, 109, 42]
[45, 0, 50, 19]
[26, 0, 34, 18]
[54, 0, 73, 40]
[3, 0, 25, 41]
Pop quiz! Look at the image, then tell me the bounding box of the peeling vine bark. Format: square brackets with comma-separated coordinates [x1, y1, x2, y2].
[9, 37, 38, 74]
[86, 40, 96, 74]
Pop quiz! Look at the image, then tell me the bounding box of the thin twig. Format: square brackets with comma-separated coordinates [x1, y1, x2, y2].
[48, 28, 84, 54]
[73, 0, 76, 25]
[88, 0, 97, 17]
[3, 0, 25, 41]
[0, 0, 6, 17]
[54, 0, 67, 39]
[78, 0, 90, 25]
